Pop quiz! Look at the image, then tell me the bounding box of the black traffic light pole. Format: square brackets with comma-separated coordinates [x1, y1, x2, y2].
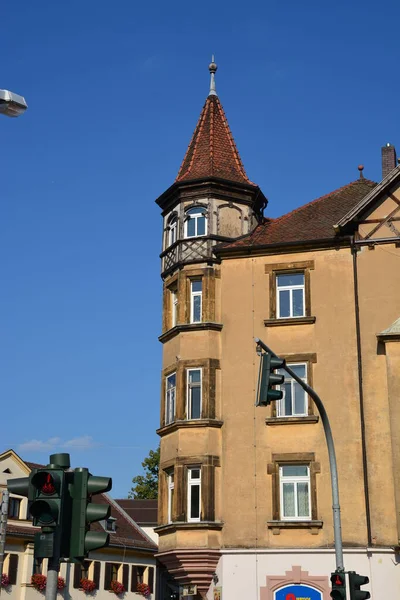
[255, 337, 344, 571]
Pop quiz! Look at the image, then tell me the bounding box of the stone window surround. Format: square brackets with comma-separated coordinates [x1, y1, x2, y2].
[159, 358, 220, 429]
[267, 452, 322, 534]
[162, 267, 219, 335]
[163, 202, 209, 249]
[260, 566, 330, 600]
[265, 352, 319, 424]
[158, 454, 220, 525]
[264, 260, 315, 327]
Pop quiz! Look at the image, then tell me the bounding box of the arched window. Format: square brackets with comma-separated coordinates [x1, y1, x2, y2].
[168, 216, 178, 246]
[184, 207, 207, 238]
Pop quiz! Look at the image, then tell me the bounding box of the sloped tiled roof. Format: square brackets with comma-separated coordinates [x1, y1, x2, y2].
[115, 499, 158, 526]
[176, 94, 254, 186]
[218, 178, 377, 251]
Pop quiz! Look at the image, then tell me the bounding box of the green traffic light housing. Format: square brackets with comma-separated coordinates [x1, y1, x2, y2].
[256, 352, 285, 406]
[7, 476, 30, 498]
[29, 469, 65, 527]
[348, 572, 370, 600]
[69, 468, 112, 560]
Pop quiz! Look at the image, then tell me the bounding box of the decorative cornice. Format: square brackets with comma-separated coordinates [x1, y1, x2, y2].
[155, 547, 221, 598]
[159, 322, 223, 343]
[157, 419, 223, 437]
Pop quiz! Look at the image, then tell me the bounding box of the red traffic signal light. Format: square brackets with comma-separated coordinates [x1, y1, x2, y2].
[330, 571, 346, 600]
[36, 472, 56, 495]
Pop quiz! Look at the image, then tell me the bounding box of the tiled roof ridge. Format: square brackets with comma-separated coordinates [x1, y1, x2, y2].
[272, 177, 377, 225]
[176, 95, 254, 185]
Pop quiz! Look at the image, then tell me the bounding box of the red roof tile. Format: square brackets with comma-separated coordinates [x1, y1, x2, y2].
[115, 499, 158, 526]
[176, 94, 254, 185]
[218, 178, 377, 250]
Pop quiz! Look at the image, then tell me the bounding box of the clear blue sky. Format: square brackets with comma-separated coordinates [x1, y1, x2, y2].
[1, 0, 399, 497]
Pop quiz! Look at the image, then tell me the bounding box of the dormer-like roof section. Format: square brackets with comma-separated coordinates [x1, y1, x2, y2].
[176, 93, 254, 186]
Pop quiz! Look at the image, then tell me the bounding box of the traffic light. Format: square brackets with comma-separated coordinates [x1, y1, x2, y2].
[69, 467, 112, 559]
[7, 475, 30, 500]
[330, 570, 346, 600]
[256, 352, 285, 406]
[348, 572, 370, 600]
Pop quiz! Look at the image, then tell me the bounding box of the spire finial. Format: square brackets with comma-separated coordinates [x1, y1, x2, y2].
[358, 164, 365, 179]
[208, 56, 218, 96]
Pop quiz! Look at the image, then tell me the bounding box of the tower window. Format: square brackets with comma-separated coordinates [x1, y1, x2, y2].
[190, 280, 202, 323]
[184, 207, 207, 238]
[187, 369, 202, 419]
[165, 373, 176, 425]
[187, 467, 201, 522]
[167, 472, 174, 524]
[168, 216, 177, 246]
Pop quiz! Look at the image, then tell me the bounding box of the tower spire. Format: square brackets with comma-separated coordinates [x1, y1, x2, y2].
[209, 56, 217, 96]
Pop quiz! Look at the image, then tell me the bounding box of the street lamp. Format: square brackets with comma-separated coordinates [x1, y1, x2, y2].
[0, 89, 28, 117]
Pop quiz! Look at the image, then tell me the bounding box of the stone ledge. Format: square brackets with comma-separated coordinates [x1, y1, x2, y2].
[159, 322, 223, 343]
[264, 316, 316, 327]
[267, 520, 323, 535]
[155, 521, 224, 534]
[157, 419, 223, 437]
[265, 416, 319, 426]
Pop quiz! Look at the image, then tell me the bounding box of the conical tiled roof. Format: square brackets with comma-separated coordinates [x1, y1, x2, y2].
[176, 93, 254, 186]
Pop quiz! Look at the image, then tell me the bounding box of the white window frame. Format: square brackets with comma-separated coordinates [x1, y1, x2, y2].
[276, 272, 305, 318]
[277, 363, 308, 417]
[167, 472, 174, 524]
[187, 467, 201, 522]
[168, 217, 177, 246]
[171, 289, 178, 328]
[186, 368, 202, 420]
[184, 207, 207, 238]
[165, 372, 176, 425]
[190, 280, 202, 324]
[279, 465, 311, 521]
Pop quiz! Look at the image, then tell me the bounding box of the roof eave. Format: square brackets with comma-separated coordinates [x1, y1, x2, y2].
[214, 235, 352, 258]
[334, 167, 400, 230]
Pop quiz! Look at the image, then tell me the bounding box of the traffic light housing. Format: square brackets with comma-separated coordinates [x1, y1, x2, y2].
[256, 352, 285, 406]
[330, 571, 346, 600]
[69, 467, 112, 559]
[348, 572, 370, 600]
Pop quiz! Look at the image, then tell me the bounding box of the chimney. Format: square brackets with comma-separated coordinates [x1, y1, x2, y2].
[381, 143, 397, 179]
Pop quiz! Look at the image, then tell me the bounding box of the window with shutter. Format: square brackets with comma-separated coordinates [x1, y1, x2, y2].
[122, 565, 129, 591]
[104, 563, 112, 590]
[73, 564, 82, 589]
[8, 554, 18, 585]
[131, 566, 138, 592]
[148, 567, 154, 593]
[93, 562, 101, 589]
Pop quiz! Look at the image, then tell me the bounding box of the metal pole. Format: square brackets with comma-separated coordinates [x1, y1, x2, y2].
[255, 337, 344, 571]
[45, 556, 60, 600]
[0, 490, 10, 595]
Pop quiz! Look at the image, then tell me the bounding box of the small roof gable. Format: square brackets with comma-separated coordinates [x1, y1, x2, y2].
[217, 178, 376, 252]
[378, 317, 400, 338]
[335, 164, 400, 230]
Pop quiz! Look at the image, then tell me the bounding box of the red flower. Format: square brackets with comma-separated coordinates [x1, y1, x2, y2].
[1, 574, 11, 588]
[80, 579, 97, 593]
[110, 581, 125, 595]
[136, 583, 151, 597]
[31, 574, 47, 592]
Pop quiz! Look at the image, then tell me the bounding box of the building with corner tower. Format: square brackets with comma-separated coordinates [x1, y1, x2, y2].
[155, 61, 400, 600]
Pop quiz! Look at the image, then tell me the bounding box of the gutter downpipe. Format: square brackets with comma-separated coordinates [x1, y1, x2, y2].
[351, 235, 372, 547]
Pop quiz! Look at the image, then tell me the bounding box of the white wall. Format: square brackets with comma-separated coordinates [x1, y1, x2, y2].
[206, 548, 400, 600]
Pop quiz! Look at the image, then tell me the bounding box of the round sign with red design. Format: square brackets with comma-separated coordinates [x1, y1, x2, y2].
[275, 584, 322, 600]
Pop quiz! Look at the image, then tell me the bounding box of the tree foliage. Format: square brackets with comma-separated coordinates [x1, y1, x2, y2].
[128, 446, 160, 499]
